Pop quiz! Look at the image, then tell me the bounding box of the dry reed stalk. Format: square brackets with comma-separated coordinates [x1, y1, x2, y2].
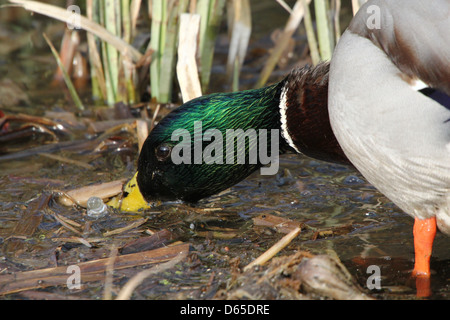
[176, 13, 202, 103]
[55, 179, 126, 207]
[314, 0, 334, 61]
[136, 119, 149, 152]
[43, 33, 85, 110]
[352, 0, 364, 15]
[86, 0, 107, 101]
[9, 0, 142, 62]
[0, 244, 190, 296]
[255, 0, 311, 88]
[226, 0, 251, 90]
[302, 0, 320, 65]
[196, 0, 226, 92]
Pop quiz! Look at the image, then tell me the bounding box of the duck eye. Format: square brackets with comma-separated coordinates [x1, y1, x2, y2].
[155, 144, 172, 161]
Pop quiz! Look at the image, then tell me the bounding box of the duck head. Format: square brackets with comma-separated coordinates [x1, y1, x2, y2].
[136, 84, 290, 204]
[109, 62, 348, 211]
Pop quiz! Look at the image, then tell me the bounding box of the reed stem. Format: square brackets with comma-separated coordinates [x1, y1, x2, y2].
[314, 0, 333, 61]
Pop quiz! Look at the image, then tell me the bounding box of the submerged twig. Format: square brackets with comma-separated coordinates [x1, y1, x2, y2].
[253, 213, 302, 234]
[116, 250, 188, 300]
[3, 194, 51, 258]
[103, 244, 119, 300]
[103, 218, 148, 237]
[243, 226, 301, 272]
[52, 213, 82, 235]
[39, 153, 94, 170]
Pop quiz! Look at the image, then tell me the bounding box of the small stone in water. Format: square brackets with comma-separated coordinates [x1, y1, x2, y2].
[343, 175, 365, 185]
[86, 196, 109, 218]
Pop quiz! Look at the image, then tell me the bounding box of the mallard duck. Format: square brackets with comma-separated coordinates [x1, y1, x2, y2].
[328, 0, 450, 279]
[109, 0, 449, 287]
[108, 61, 350, 212]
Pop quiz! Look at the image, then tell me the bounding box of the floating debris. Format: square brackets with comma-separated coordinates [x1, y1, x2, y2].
[294, 255, 373, 300]
[86, 196, 109, 219]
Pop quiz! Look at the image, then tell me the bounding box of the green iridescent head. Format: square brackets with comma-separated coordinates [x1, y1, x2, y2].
[136, 82, 290, 202]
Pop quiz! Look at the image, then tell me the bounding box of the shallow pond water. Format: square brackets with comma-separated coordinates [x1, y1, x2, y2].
[1, 140, 448, 300]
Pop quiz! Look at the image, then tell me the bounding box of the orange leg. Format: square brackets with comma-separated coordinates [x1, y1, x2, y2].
[412, 216, 436, 276]
[412, 216, 436, 297]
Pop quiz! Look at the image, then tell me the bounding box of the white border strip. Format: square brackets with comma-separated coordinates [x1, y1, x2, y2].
[279, 85, 301, 153]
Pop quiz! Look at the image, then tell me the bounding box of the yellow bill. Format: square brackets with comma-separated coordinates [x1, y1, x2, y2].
[107, 172, 154, 212]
